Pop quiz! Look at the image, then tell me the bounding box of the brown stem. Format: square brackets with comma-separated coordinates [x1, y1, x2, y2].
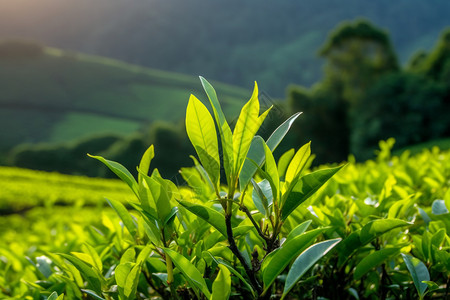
[240, 206, 270, 243]
[225, 213, 262, 294]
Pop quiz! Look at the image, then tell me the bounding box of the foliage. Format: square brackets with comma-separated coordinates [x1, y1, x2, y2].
[350, 72, 449, 159]
[1, 80, 450, 299]
[287, 20, 450, 163]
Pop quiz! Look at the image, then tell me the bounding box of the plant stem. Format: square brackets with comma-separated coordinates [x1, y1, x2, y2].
[240, 205, 270, 243]
[225, 213, 262, 294]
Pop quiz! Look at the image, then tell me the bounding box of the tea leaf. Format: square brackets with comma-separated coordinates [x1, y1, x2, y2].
[88, 154, 138, 195]
[59, 253, 102, 294]
[239, 112, 301, 191]
[186, 94, 220, 187]
[138, 145, 154, 184]
[281, 165, 343, 221]
[200, 76, 234, 184]
[106, 197, 137, 237]
[282, 238, 341, 298]
[262, 228, 325, 291]
[178, 200, 227, 237]
[285, 142, 311, 184]
[164, 248, 211, 298]
[233, 82, 271, 175]
[211, 265, 231, 300]
[354, 248, 401, 280]
[402, 254, 429, 299]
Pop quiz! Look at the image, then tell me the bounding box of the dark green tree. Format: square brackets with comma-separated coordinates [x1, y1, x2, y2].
[319, 19, 399, 104]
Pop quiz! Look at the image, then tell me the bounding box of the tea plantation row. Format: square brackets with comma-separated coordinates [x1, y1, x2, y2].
[0, 140, 448, 299]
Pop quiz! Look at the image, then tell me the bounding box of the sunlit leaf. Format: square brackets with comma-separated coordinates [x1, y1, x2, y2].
[164, 248, 211, 298]
[211, 265, 231, 300]
[186, 94, 220, 187]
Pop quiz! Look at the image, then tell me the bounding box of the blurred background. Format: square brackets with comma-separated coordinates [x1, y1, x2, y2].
[1, 0, 450, 179]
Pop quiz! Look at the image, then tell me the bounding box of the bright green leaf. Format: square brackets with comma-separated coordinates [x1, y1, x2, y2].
[211, 265, 231, 300]
[59, 254, 102, 294]
[164, 248, 211, 298]
[285, 142, 311, 184]
[186, 94, 220, 187]
[281, 166, 343, 221]
[178, 200, 227, 237]
[88, 154, 138, 196]
[199, 76, 234, 185]
[138, 145, 154, 184]
[106, 198, 137, 237]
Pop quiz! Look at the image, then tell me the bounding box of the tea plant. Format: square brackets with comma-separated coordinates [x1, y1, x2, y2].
[84, 77, 343, 299]
[1, 78, 449, 299]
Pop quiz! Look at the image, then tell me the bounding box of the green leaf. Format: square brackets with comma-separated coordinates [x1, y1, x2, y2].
[204, 251, 255, 297]
[251, 179, 272, 216]
[263, 141, 279, 202]
[359, 219, 411, 245]
[239, 136, 266, 191]
[233, 82, 271, 175]
[431, 199, 449, 215]
[164, 248, 211, 298]
[354, 248, 401, 280]
[186, 94, 221, 187]
[178, 200, 227, 237]
[282, 238, 341, 299]
[59, 254, 102, 294]
[81, 244, 103, 273]
[266, 112, 302, 151]
[401, 254, 429, 299]
[285, 220, 312, 243]
[138, 145, 154, 184]
[106, 198, 137, 237]
[210, 265, 231, 300]
[277, 149, 295, 180]
[281, 165, 343, 221]
[140, 172, 172, 223]
[88, 154, 138, 196]
[115, 261, 142, 300]
[262, 228, 325, 291]
[199, 76, 234, 184]
[285, 142, 311, 184]
[47, 291, 58, 300]
[81, 290, 105, 300]
[239, 112, 301, 191]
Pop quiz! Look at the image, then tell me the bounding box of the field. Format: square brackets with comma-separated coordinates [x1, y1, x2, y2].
[0, 45, 249, 150]
[1, 140, 449, 299]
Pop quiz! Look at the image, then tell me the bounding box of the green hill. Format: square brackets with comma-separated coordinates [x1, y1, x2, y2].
[0, 41, 249, 151]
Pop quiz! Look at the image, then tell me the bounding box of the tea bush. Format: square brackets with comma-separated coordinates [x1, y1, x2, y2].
[1, 78, 449, 299]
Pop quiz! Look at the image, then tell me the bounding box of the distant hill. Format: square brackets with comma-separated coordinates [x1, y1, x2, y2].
[0, 0, 449, 95]
[0, 41, 249, 151]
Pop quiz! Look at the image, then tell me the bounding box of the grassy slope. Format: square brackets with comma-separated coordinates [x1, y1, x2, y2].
[0, 47, 249, 149]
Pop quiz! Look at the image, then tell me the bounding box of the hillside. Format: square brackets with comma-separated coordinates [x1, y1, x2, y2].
[0, 42, 249, 151]
[0, 0, 449, 95]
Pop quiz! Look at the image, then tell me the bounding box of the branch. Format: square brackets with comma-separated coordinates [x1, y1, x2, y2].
[225, 213, 262, 294]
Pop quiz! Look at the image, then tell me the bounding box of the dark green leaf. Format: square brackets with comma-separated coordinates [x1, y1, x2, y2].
[402, 254, 429, 299]
[282, 238, 341, 298]
[354, 248, 400, 280]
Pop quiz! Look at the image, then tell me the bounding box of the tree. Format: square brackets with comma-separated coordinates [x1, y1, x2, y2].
[319, 19, 399, 104]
